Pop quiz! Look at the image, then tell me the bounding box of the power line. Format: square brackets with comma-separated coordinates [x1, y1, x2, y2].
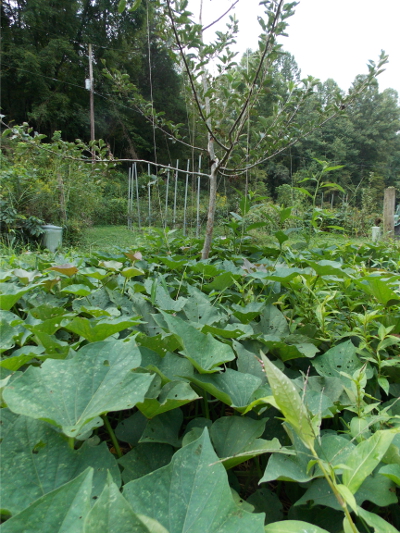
[1, 61, 205, 153]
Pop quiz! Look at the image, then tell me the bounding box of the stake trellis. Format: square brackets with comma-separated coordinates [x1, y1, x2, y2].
[183, 160, 189, 236]
[127, 158, 205, 234]
[196, 155, 202, 238]
[173, 159, 179, 228]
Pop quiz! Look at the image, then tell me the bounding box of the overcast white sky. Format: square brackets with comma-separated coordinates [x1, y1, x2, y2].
[194, 0, 400, 97]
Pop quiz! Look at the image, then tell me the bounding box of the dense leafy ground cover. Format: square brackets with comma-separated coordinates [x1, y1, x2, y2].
[1, 234, 400, 533]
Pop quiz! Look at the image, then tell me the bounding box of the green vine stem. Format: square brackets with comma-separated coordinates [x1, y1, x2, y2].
[310, 446, 359, 533]
[102, 414, 123, 458]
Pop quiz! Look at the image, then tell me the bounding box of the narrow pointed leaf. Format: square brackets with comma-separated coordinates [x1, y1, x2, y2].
[357, 507, 400, 533]
[342, 430, 396, 493]
[261, 354, 315, 448]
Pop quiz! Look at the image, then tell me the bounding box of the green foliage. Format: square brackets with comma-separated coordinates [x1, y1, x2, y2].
[1, 232, 400, 532]
[1, 126, 112, 245]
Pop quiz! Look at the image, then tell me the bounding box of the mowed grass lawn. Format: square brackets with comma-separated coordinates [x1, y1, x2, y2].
[79, 225, 369, 253]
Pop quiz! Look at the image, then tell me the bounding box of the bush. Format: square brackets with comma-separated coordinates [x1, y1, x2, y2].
[0, 199, 45, 248]
[1, 126, 111, 244]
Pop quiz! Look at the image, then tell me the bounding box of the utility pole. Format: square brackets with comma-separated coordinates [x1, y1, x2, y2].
[88, 44, 95, 160]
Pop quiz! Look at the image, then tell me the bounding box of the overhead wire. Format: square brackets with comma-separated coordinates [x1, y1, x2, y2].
[1, 61, 205, 154]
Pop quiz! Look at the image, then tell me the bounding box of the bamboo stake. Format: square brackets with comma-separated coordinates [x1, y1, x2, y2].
[128, 165, 132, 229]
[183, 160, 190, 236]
[165, 164, 170, 228]
[196, 155, 202, 238]
[135, 163, 141, 230]
[173, 159, 179, 228]
[148, 163, 152, 227]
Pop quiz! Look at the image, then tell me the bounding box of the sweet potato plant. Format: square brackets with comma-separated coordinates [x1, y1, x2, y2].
[1, 234, 400, 532]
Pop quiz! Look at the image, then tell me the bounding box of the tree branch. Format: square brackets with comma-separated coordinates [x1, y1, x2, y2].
[202, 0, 239, 32]
[165, 0, 228, 152]
[227, 0, 285, 141]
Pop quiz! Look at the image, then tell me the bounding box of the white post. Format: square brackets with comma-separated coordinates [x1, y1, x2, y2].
[148, 182, 151, 227]
[183, 160, 190, 236]
[196, 155, 202, 238]
[130, 164, 134, 226]
[165, 164, 170, 228]
[135, 163, 141, 230]
[128, 166, 132, 229]
[173, 159, 179, 228]
[88, 44, 95, 161]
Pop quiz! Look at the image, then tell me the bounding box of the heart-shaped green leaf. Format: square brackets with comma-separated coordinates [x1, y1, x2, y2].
[123, 429, 265, 533]
[0, 468, 93, 533]
[3, 339, 154, 437]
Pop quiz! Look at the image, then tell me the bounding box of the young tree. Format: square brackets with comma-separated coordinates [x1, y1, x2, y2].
[119, 0, 385, 258]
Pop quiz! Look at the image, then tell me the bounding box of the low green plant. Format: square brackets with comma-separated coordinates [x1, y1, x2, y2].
[0, 213, 400, 532]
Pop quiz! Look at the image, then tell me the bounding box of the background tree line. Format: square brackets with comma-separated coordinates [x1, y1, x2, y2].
[1, 0, 400, 239]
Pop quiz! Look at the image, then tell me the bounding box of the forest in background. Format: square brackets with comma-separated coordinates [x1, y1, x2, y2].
[1, 0, 400, 244]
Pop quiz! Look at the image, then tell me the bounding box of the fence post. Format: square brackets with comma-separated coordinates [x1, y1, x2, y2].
[127, 166, 132, 229]
[135, 163, 141, 230]
[173, 159, 179, 228]
[196, 155, 202, 238]
[165, 164, 170, 228]
[383, 187, 396, 238]
[183, 160, 189, 236]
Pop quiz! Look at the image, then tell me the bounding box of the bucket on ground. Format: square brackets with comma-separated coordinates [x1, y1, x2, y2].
[42, 225, 63, 252]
